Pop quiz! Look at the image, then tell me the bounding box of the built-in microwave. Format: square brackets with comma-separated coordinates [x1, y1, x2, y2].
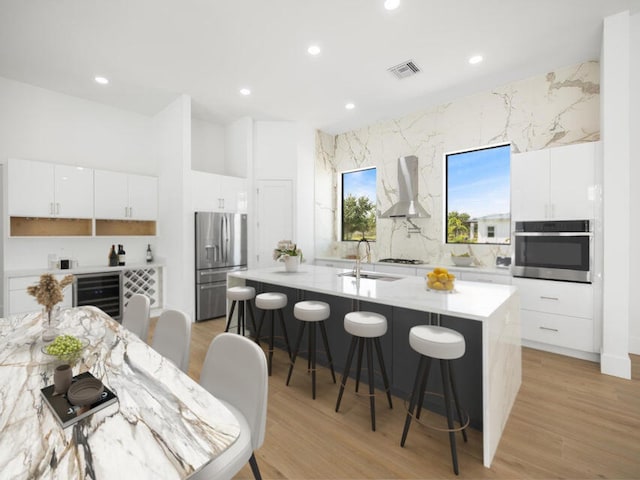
[512, 220, 592, 283]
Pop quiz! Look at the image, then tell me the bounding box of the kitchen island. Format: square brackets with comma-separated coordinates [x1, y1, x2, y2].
[229, 264, 521, 468]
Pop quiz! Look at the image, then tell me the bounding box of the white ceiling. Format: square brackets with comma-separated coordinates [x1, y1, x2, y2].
[1, 0, 638, 135]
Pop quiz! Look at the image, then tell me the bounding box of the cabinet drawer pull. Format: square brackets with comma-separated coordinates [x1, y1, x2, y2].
[540, 296, 559, 301]
[539, 326, 559, 332]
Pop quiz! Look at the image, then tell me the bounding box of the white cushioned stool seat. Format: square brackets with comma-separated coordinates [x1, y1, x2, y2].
[344, 311, 387, 338]
[294, 301, 330, 322]
[227, 286, 256, 301]
[255, 292, 287, 310]
[409, 325, 465, 360]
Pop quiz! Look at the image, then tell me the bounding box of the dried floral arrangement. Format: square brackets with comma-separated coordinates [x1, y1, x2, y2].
[27, 274, 74, 312]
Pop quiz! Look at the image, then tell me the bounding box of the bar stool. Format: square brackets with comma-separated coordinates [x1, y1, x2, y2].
[225, 286, 257, 338]
[400, 325, 468, 475]
[335, 311, 393, 431]
[286, 300, 336, 399]
[255, 292, 292, 375]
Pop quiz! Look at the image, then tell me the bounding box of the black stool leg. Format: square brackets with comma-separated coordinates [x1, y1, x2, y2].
[248, 452, 262, 480]
[225, 300, 237, 332]
[441, 360, 459, 475]
[354, 338, 365, 392]
[319, 321, 336, 383]
[238, 301, 245, 336]
[278, 309, 292, 359]
[310, 322, 317, 399]
[256, 310, 267, 346]
[401, 355, 428, 447]
[448, 362, 468, 443]
[415, 356, 432, 420]
[374, 337, 393, 409]
[366, 338, 376, 431]
[336, 336, 358, 412]
[268, 310, 275, 376]
[247, 300, 258, 337]
[286, 321, 306, 386]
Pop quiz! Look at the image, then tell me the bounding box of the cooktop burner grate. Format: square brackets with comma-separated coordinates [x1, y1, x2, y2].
[378, 258, 424, 265]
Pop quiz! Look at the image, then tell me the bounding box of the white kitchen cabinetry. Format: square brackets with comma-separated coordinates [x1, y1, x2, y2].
[459, 271, 512, 285]
[513, 277, 596, 354]
[375, 263, 416, 276]
[511, 142, 597, 221]
[94, 170, 158, 220]
[191, 171, 247, 213]
[8, 159, 94, 218]
[8, 275, 73, 315]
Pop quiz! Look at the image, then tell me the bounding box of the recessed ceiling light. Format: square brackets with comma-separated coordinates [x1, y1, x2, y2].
[469, 55, 483, 65]
[384, 0, 400, 10]
[307, 45, 321, 56]
[345, 103, 355, 110]
[239, 88, 251, 96]
[94, 76, 109, 85]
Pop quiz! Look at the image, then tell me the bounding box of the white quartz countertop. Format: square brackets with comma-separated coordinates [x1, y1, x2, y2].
[230, 265, 517, 321]
[5, 262, 164, 278]
[314, 256, 513, 276]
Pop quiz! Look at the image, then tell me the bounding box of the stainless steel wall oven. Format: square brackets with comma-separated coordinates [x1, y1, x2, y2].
[512, 220, 592, 283]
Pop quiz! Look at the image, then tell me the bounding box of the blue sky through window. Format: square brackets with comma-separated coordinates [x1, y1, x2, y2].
[343, 168, 376, 202]
[447, 144, 510, 219]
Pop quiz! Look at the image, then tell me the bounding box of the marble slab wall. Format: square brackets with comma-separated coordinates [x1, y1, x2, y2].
[315, 61, 600, 266]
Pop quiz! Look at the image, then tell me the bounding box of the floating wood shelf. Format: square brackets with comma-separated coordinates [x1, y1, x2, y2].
[95, 219, 156, 236]
[10, 217, 93, 236]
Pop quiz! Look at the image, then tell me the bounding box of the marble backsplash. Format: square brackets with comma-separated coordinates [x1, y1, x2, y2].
[315, 61, 600, 267]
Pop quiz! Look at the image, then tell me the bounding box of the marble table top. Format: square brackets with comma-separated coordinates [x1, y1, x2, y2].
[0, 306, 240, 479]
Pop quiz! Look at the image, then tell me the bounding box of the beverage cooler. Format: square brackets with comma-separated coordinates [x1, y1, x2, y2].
[73, 272, 123, 321]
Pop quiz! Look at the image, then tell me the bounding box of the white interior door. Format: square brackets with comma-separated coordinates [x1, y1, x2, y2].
[256, 180, 293, 268]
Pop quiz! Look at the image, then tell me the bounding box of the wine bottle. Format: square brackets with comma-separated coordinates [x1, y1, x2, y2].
[146, 244, 153, 263]
[109, 245, 118, 267]
[118, 244, 126, 266]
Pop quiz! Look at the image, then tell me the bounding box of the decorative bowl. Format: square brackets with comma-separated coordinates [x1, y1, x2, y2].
[451, 255, 474, 267]
[67, 377, 104, 406]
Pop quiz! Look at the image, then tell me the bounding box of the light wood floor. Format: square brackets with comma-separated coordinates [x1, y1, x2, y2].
[150, 317, 640, 479]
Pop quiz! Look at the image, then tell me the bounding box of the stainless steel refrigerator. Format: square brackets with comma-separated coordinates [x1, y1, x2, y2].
[195, 212, 247, 321]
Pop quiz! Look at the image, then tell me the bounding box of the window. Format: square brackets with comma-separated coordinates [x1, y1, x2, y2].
[341, 167, 377, 241]
[445, 144, 510, 245]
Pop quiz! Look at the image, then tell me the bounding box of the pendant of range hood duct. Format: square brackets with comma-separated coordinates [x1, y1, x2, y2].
[380, 155, 430, 218]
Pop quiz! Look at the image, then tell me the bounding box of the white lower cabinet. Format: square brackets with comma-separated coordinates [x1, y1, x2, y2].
[374, 263, 416, 275]
[458, 271, 512, 285]
[512, 277, 596, 354]
[315, 259, 354, 269]
[8, 276, 73, 315]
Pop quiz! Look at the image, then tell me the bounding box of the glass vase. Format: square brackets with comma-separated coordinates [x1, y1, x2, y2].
[42, 305, 60, 342]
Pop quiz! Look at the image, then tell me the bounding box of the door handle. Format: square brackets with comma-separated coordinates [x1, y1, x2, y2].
[200, 284, 222, 290]
[539, 326, 559, 332]
[540, 296, 559, 301]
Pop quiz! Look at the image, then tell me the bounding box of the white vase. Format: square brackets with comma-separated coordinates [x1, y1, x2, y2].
[284, 255, 300, 272]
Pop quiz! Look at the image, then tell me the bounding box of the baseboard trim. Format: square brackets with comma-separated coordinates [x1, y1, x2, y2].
[629, 334, 640, 355]
[521, 340, 599, 362]
[600, 351, 632, 379]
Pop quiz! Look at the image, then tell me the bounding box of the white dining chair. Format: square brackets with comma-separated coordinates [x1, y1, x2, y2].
[194, 332, 268, 480]
[151, 309, 191, 373]
[121, 294, 151, 343]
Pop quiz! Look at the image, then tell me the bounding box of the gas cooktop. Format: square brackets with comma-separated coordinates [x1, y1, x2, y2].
[378, 258, 424, 265]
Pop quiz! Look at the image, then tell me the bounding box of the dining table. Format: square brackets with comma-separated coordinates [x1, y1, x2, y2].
[0, 306, 241, 479]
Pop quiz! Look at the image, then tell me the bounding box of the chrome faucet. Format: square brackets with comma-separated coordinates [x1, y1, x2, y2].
[354, 238, 371, 281]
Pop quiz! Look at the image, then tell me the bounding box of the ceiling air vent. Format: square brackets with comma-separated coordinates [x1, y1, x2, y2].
[387, 60, 421, 79]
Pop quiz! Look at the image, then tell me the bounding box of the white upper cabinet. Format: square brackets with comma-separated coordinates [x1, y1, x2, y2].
[94, 170, 158, 221]
[191, 171, 247, 213]
[8, 159, 93, 218]
[511, 142, 597, 221]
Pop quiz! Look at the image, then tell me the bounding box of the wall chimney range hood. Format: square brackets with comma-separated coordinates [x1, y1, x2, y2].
[380, 155, 430, 218]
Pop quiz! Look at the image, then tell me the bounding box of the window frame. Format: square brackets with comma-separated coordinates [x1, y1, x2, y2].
[444, 143, 511, 245]
[340, 166, 377, 242]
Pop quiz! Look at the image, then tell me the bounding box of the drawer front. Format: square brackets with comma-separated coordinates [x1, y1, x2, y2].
[460, 271, 512, 285]
[513, 277, 593, 318]
[374, 264, 416, 275]
[9, 276, 40, 291]
[521, 309, 594, 352]
[9, 290, 41, 315]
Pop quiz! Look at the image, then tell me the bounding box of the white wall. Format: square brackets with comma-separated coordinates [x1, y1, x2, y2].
[601, 11, 631, 378]
[191, 118, 225, 174]
[225, 117, 253, 178]
[629, 11, 640, 355]
[153, 95, 193, 317]
[0, 77, 154, 173]
[296, 123, 316, 263]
